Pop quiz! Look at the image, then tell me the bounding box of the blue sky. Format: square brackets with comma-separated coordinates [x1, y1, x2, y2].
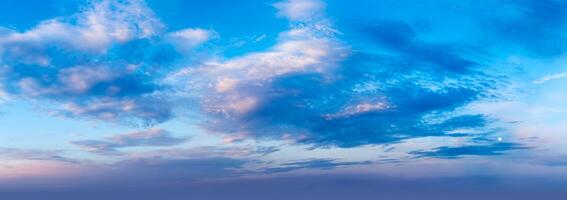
[1, 0, 567, 199]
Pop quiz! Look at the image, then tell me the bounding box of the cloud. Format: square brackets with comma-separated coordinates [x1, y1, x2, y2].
[182, 26, 347, 116]
[0, 0, 162, 59]
[533, 72, 567, 84]
[411, 142, 528, 159]
[0, 155, 250, 196]
[169, 0, 347, 130]
[56, 97, 173, 126]
[262, 159, 372, 173]
[323, 102, 389, 120]
[0, 0, 195, 126]
[0, 148, 76, 163]
[273, 0, 326, 21]
[166, 28, 216, 51]
[109, 156, 247, 183]
[251, 146, 281, 156]
[72, 129, 188, 155]
[167, 2, 502, 149]
[0, 0, 512, 157]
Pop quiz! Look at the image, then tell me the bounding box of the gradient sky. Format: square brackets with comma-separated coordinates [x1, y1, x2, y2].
[1, 0, 567, 199]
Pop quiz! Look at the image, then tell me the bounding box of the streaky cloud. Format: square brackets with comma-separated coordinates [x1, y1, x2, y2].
[273, 0, 326, 22]
[261, 159, 372, 173]
[0, 148, 77, 164]
[411, 142, 528, 159]
[72, 129, 188, 155]
[533, 72, 567, 84]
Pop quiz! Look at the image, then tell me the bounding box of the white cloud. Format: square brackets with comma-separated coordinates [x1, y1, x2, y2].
[0, 84, 8, 103]
[0, 0, 179, 125]
[166, 28, 215, 50]
[58, 66, 114, 94]
[201, 32, 344, 80]
[0, 0, 163, 65]
[170, 0, 347, 119]
[533, 72, 567, 84]
[182, 23, 346, 84]
[14, 65, 120, 97]
[273, 0, 326, 21]
[172, 28, 346, 117]
[215, 78, 240, 93]
[323, 102, 390, 120]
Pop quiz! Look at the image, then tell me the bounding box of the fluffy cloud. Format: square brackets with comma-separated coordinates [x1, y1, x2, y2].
[0, 0, 162, 61]
[166, 28, 215, 51]
[0, 0, 514, 152]
[0, 0, 209, 126]
[169, 0, 346, 126]
[170, 2, 501, 148]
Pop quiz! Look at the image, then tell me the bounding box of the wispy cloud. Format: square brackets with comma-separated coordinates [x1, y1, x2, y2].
[273, 0, 326, 21]
[0, 148, 76, 163]
[72, 129, 188, 155]
[411, 142, 528, 159]
[261, 159, 372, 173]
[533, 72, 567, 84]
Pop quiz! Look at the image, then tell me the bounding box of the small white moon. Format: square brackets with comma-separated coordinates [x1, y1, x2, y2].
[497, 137, 503, 142]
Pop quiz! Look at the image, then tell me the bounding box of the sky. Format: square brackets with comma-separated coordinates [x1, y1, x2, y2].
[0, 0, 567, 199]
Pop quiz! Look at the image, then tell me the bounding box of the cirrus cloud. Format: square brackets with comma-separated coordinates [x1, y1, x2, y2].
[72, 129, 188, 155]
